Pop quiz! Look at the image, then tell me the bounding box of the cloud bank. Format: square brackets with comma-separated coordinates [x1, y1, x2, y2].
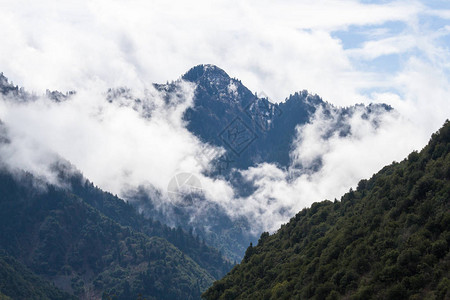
[0, 1, 447, 104]
[0, 0, 449, 234]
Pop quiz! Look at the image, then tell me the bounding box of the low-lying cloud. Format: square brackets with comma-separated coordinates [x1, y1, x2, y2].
[0, 81, 198, 191]
[232, 106, 423, 232]
[1, 69, 447, 235]
[0, 0, 449, 235]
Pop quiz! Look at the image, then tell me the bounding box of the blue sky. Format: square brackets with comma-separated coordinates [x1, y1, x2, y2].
[332, 3, 449, 97]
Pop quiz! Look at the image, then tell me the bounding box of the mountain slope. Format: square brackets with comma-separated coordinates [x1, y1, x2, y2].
[0, 252, 75, 300]
[59, 165, 233, 279]
[0, 73, 233, 279]
[0, 167, 221, 299]
[203, 121, 450, 300]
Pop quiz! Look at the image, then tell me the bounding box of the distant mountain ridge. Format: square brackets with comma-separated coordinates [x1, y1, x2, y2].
[0, 72, 75, 102]
[0, 66, 395, 263]
[0, 66, 392, 173]
[139, 65, 394, 262]
[181, 64, 392, 171]
[0, 66, 395, 265]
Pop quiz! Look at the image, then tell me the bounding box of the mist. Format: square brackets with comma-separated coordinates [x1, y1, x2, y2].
[0, 0, 449, 234]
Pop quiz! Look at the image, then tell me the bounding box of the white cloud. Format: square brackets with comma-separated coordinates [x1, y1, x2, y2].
[0, 0, 425, 104]
[231, 105, 425, 232]
[229, 48, 450, 232]
[347, 35, 416, 60]
[0, 81, 203, 194]
[425, 8, 450, 19]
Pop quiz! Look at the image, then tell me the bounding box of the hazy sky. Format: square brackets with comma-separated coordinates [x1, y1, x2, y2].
[0, 0, 449, 232]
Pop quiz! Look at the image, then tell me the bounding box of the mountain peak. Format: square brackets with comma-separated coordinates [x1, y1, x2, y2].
[182, 64, 230, 82]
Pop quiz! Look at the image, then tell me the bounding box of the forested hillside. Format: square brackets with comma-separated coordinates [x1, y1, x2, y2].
[204, 121, 450, 300]
[63, 166, 232, 280]
[0, 166, 231, 299]
[0, 252, 76, 300]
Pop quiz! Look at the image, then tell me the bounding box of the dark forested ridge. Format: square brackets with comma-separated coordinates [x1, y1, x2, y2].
[204, 121, 450, 300]
[0, 251, 76, 300]
[62, 166, 233, 280]
[0, 165, 231, 299]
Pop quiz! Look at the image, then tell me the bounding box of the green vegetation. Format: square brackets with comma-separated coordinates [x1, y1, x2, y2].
[204, 121, 450, 300]
[66, 170, 232, 280]
[0, 167, 225, 299]
[0, 251, 75, 299]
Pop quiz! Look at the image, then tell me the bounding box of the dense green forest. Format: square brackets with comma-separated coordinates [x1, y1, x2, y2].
[0, 251, 76, 300]
[204, 121, 450, 300]
[64, 167, 232, 280]
[0, 165, 231, 299]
